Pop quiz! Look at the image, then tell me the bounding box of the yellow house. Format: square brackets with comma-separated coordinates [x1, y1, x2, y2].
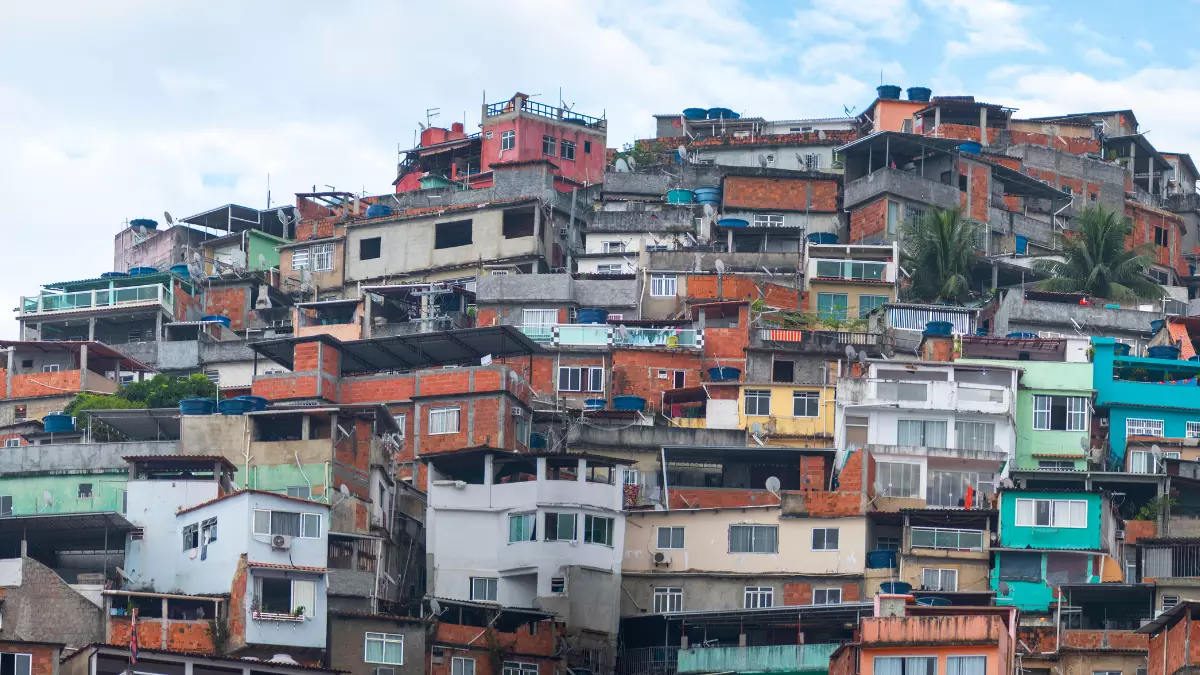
[740, 384, 836, 447]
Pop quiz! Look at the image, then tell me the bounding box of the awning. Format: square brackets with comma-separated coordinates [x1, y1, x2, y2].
[180, 203, 295, 238]
[0, 512, 132, 551]
[662, 386, 709, 405]
[250, 326, 545, 374]
[87, 408, 181, 440]
[0, 341, 155, 371]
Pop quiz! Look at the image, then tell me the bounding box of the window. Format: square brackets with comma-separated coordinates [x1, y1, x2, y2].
[310, 243, 334, 271]
[602, 241, 626, 253]
[365, 632, 404, 665]
[1130, 450, 1176, 474]
[814, 260, 886, 281]
[78, 483, 93, 499]
[558, 366, 604, 392]
[804, 153, 821, 170]
[1039, 460, 1076, 470]
[744, 586, 774, 608]
[544, 512, 576, 541]
[845, 415, 869, 445]
[509, 513, 536, 542]
[753, 214, 785, 227]
[887, 202, 899, 235]
[501, 130, 515, 151]
[877, 462, 920, 498]
[928, 470, 994, 508]
[729, 524, 778, 553]
[793, 391, 820, 417]
[256, 577, 315, 616]
[183, 523, 199, 550]
[947, 656, 986, 675]
[813, 588, 842, 605]
[812, 527, 839, 551]
[287, 485, 312, 500]
[3, 438, 19, 448]
[0, 653, 31, 675]
[0, 495, 11, 516]
[586, 464, 613, 484]
[471, 577, 498, 601]
[1188, 422, 1200, 438]
[1062, 185, 1074, 196]
[252, 509, 322, 537]
[584, 515, 614, 546]
[42, 363, 60, 373]
[897, 419, 947, 447]
[596, 264, 623, 273]
[13, 405, 26, 421]
[200, 517, 217, 544]
[772, 359, 795, 383]
[653, 587, 683, 613]
[955, 421, 996, 451]
[1127, 418, 1165, 438]
[1163, 594, 1181, 612]
[659, 369, 686, 388]
[453, 658, 477, 675]
[859, 294, 890, 317]
[743, 389, 771, 416]
[1033, 395, 1088, 431]
[584, 140, 592, 154]
[1015, 498, 1088, 528]
[816, 292, 848, 320]
[645, 244, 669, 252]
[650, 274, 677, 297]
[875, 657, 936, 675]
[503, 664, 538, 675]
[542, 135, 557, 156]
[546, 576, 567, 595]
[1156, 225, 1169, 246]
[435, 220, 473, 249]
[622, 469, 641, 486]
[561, 140, 576, 161]
[429, 406, 461, 435]
[359, 237, 381, 260]
[876, 536, 901, 551]
[922, 568, 958, 591]
[657, 526, 685, 549]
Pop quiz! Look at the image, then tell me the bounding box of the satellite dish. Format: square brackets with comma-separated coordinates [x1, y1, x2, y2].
[677, 145, 687, 162]
[627, 155, 637, 171]
[340, 483, 351, 498]
[845, 345, 858, 360]
[1080, 437, 1090, 450]
[430, 598, 443, 615]
[702, 203, 715, 218]
[614, 158, 630, 173]
[277, 209, 289, 225]
[765, 476, 781, 495]
[714, 259, 726, 275]
[858, 350, 869, 366]
[164, 211, 174, 225]
[758, 153, 769, 168]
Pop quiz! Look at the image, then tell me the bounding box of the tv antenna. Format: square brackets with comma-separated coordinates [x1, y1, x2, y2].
[425, 108, 441, 127]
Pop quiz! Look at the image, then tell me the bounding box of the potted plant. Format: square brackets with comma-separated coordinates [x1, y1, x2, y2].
[292, 606, 306, 619]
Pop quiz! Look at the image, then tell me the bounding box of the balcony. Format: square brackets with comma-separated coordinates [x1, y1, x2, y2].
[838, 379, 1010, 415]
[753, 329, 893, 357]
[844, 168, 961, 210]
[20, 283, 173, 317]
[519, 324, 702, 349]
[988, 207, 1059, 252]
[677, 644, 840, 674]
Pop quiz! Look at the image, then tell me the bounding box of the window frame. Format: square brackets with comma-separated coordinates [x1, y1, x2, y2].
[859, 294, 890, 318]
[291, 247, 310, 270]
[452, 657, 477, 675]
[812, 527, 840, 551]
[744, 389, 772, 417]
[922, 567, 959, 592]
[501, 130, 515, 151]
[1127, 418, 1165, 438]
[650, 274, 677, 297]
[584, 514, 614, 546]
[728, 524, 779, 554]
[561, 139, 577, 161]
[813, 587, 842, 605]
[544, 512, 577, 542]
[1014, 498, 1087, 528]
[816, 292, 849, 320]
[558, 366, 604, 393]
[470, 577, 499, 602]
[364, 632, 405, 665]
[359, 237, 382, 261]
[429, 406, 461, 435]
[542, 135, 557, 156]
[744, 586, 774, 609]
[0, 653, 32, 675]
[1187, 422, 1200, 439]
[311, 243, 335, 272]
[502, 663, 538, 675]
[508, 513, 536, 543]
[792, 390, 820, 417]
[656, 526, 685, 550]
[653, 586, 683, 613]
[1033, 395, 1088, 431]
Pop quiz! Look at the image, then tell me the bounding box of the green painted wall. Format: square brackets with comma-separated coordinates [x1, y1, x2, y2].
[999, 490, 1103, 550]
[247, 230, 290, 272]
[1015, 362, 1093, 470]
[0, 472, 127, 515]
[249, 463, 331, 501]
[991, 551, 1098, 612]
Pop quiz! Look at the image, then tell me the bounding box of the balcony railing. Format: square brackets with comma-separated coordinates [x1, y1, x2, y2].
[252, 611, 307, 623]
[910, 527, 985, 551]
[20, 283, 172, 316]
[519, 325, 702, 348]
[838, 379, 1009, 411]
[678, 644, 840, 674]
[619, 646, 677, 675]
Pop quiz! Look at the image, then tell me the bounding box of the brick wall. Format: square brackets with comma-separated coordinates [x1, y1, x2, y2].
[668, 488, 781, 509]
[926, 124, 1000, 145]
[436, 620, 556, 656]
[0, 643, 58, 675]
[1126, 202, 1187, 276]
[9, 370, 81, 398]
[783, 582, 813, 606]
[611, 350, 704, 410]
[967, 159, 990, 222]
[1062, 630, 1147, 650]
[227, 556, 248, 652]
[203, 285, 250, 331]
[1125, 520, 1156, 544]
[1009, 130, 1100, 155]
[724, 177, 839, 212]
[688, 130, 857, 149]
[174, 281, 202, 322]
[850, 198, 888, 243]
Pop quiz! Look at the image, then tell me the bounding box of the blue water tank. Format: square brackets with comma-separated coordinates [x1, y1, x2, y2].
[128, 266, 158, 276]
[43, 413, 75, 433]
[958, 142, 983, 155]
[1007, 332, 1038, 339]
[1151, 320, 1165, 334]
[101, 271, 130, 278]
[366, 204, 393, 219]
[529, 433, 547, 449]
[693, 186, 721, 205]
[201, 315, 232, 328]
[879, 581, 912, 594]
[717, 218, 749, 228]
[584, 398, 607, 411]
[577, 308, 609, 324]
[877, 85, 902, 100]
[683, 107, 707, 120]
[235, 395, 269, 412]
[708, 366, 741, 382]
[866, 550, 897, 569]
[907, 86, 932, 102]
[612, 395, 647, 411]
[219, 398, 255, 416]
[706, 107, 736, 120]
[180, 398, 217, 415]
[130, 218, 158, 230]
[1114, 343, 1132, 357]
[924, 321, 953, 336]
[1015, 235, 1028, 255]
[807, 232, 839, 244]
[916, 596, 952, 607]
[667, 189, 695, 204]
[1148, 345, 1181, 360]
[169, 264, 190, 278]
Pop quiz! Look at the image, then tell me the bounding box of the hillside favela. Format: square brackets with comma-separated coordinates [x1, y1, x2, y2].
[16, 71, 1200, 675]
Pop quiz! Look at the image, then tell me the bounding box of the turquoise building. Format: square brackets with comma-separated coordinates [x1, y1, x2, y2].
[1092, 338, 1200, 470]
[992, 489, 1117, 611]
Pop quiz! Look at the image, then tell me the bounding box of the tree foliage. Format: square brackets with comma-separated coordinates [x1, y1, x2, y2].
[900, 207, 982, 303]
[1031, 207, 1163, 302]
[62, 374, 217, 438]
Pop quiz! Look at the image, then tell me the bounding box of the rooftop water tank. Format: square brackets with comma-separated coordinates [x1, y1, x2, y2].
[708, 366, 741, 382]
[169, 264, 190, 278]
[1151, 320, 1165, 334]
[958, 142, 983, 155]
[693, 186, 721, 205]
[366, 204, 393, 219]
[807, 232, 839, 244]
[879, 581, 912, 594]
[219, 398, 256, 416]
[235, 395, 269, 412]
[130, 218, 158, 230]
[925, 321, 954, 336]
[683, 107, 707, 120]
[717, 218, 749, 228]
[1114, 343, 1132, 357]
[584, 398, 607, 411]
[907, 86, 932, 102]
[577, 308, 609, 325]
[1148, 345, 1180, 360]
[100, 271, 130, 278]
[128, 266, 158, 276]
[201, 315, 232, 328]
[180, 398, 217, 416]
[612, 395, 647, 412]
[877, 85, 902, 100]
[667, 189, 695, 204]
[706, 107, 738, 120]
[43, 413, 75, 433]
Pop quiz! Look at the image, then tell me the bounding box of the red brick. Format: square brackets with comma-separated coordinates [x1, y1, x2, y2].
[723, 176, 839, 213]
[783, 582, 813, 606]
[850, 197, 888, 243]
[1125, 519, 1157, 543]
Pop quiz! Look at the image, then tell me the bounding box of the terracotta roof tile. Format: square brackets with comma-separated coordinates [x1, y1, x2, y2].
[176, 489, 330, 516]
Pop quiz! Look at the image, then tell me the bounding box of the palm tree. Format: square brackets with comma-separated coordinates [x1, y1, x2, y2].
[900, 207, 981, 303]
[1032, 207, 1163, 302]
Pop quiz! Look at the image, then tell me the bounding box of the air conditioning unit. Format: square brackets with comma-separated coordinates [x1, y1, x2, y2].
[511, 407, 525, 418]
[1116, 529, 1126, 540]
[271, 534, 292, 550]
[653, 552, 671, 565]
[1099, 418, 1110, 428]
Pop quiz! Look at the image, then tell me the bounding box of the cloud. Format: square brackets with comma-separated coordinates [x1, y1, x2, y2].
[1136, 40, 1154, 52]
[1082, 47, 1126, 69]
[922, 0, 1045, 58]
[791, 0, 919, 43]
[1066, 20, 1103, 41]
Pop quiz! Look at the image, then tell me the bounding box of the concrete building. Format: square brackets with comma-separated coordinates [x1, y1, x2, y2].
[425, 448, 627, 669]
[0, 340, 154, 426]
[60, 643, 342, 675]
[717, 169, 843, 251]
[328, 612, 426, 675]
[651, 110, 856, 173]
[804, 242, 899, 321]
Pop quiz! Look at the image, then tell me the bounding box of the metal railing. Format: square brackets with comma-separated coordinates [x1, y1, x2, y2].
[20, 283, 172, 315]
[618, 647, 677, 675]
[518, 325, 702, 348]
[910, 527, 985, 551]
[485, 98, 605, 126]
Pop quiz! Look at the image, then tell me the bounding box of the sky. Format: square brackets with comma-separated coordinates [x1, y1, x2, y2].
[4, 0, 1200, 337]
